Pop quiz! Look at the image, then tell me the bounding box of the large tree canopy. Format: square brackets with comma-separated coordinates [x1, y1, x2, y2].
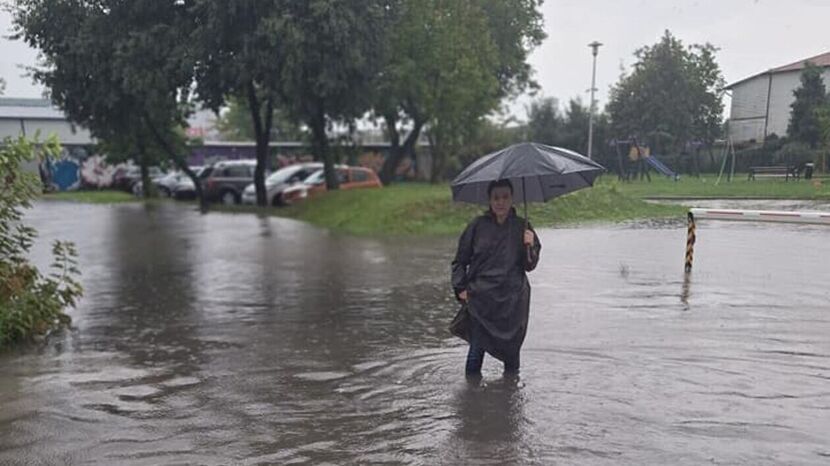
[191, 0, 290, 205]
[607, 30, 725, 154]
[375, 0, 545, 184]
[276, 0, 390, 190]
[11, 0, 201, 203]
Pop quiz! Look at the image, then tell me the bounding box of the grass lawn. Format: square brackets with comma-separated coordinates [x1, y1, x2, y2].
[610, 173, 830, 199]
[41, 190, 138, 204]
[43, 173, 830, 236]
[268, 182, 686, 235]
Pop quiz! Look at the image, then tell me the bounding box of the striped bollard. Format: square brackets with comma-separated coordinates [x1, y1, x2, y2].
[684, 211, 696, 273]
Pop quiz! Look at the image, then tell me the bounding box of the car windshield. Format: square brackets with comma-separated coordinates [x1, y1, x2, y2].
[266, 166, 304, 185]
[302, 169, 325, 185]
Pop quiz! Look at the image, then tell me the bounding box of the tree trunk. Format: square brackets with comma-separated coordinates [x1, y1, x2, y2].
[707, 146, 716, 172]
[378, 114, 401, 185]
[142, 113, 206, 211]
[428, 131, 443, 183]
[693, 147, 701, 177]
[137, 139, 152, 199]
[247, 83, 271, 207]
[311, 100, 337, 190]
[380, 117, 424, 185]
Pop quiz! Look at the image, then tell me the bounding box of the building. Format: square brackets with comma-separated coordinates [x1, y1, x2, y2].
[726, 51, 830, 144]
[0, 97, 93, 145]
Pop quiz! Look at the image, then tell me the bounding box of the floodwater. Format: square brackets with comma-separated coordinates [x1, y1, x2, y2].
[2, 201, 829, 465]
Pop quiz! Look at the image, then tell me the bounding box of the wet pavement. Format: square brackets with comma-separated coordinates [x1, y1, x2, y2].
[1, 201, 829, 465]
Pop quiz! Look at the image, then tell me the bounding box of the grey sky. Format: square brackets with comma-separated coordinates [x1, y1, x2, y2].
[3, 0, 830, 120]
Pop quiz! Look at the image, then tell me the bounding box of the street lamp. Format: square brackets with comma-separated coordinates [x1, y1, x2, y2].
[587, 41, 602, 160]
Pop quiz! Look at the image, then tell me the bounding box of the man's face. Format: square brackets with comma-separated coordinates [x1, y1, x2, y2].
[489, 186, 513, 218]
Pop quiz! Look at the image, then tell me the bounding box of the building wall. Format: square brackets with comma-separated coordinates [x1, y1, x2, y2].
[728, 73, 769, 144]
[766, 70, 802, 138]
[729, 68, 830, 143]
[0, 117, 93, 145]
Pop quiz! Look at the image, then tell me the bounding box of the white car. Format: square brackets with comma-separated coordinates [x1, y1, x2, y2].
[242, 162, 323, 206]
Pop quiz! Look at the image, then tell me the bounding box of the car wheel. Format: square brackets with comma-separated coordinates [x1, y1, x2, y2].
[221, 190, 239, 205]
[272, 192, 285, 207]
[159, 186, 171, 197]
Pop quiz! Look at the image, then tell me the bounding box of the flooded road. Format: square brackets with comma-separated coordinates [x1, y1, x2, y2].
[2, 201, 829, 465]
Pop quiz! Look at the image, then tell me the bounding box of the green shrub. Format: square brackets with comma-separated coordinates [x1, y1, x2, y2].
[0, 135, 82, 347]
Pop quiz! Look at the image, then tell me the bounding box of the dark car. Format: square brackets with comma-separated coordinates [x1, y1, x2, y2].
[201, 160, 259, 205]
[113, 166, 165, 192]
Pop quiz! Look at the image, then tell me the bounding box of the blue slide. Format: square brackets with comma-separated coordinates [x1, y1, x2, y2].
[645, 156, 679, 180]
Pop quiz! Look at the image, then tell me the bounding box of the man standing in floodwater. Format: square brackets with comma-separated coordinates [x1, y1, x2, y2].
[451, 179, 541, 378]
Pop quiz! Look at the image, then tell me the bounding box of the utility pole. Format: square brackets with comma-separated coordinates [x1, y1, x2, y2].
[587, 41, 602, 160]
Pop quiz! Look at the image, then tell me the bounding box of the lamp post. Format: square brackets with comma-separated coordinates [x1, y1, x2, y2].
[587, 41, 602, 160]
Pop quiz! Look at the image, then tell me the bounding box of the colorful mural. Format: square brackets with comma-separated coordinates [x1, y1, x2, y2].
[80, 154, 118, 188]
[37, 147, 128, 191]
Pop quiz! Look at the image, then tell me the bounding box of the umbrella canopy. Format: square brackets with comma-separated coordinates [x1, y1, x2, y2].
[451, 142, 605, 206]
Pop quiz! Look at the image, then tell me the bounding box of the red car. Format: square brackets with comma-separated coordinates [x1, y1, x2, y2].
[282, 166, 382, 204]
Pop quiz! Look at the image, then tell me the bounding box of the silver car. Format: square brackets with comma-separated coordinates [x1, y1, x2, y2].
[171, 167, 208, 200]
[133, 168, 202, 197]
[242, 162, 322, 206]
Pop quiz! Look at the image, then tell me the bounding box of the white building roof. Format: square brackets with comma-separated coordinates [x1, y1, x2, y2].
[726, 51, 830, 89]
[0, 98, 67, 120]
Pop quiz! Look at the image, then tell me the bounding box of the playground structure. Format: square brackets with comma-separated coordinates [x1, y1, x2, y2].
[612, 138, 679, 181]
[684, 207, 830, 272]
[714, 136, 736, 185]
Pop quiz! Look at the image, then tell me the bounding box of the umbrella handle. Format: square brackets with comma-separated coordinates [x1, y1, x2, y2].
[522, 177, 532, 264]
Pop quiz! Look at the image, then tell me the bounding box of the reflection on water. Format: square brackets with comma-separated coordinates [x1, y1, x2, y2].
[1, 201, 829, 464]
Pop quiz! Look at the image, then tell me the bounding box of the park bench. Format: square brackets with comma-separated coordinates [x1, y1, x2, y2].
[748, 165, 799, 181]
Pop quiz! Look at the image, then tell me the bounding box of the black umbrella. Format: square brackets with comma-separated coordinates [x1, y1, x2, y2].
[451, 142, 605, 222]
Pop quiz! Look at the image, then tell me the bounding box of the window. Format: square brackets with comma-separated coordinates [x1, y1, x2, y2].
[303, 170, 322, 185]
[224, 165, 253, 178]
[351, 169, 369, 183]
[336, 169, 348, 184]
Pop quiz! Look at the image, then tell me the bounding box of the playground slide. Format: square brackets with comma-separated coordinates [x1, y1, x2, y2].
[645, 156, 679, 180]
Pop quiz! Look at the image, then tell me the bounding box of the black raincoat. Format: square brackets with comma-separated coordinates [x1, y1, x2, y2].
[451, 208, 541, 363]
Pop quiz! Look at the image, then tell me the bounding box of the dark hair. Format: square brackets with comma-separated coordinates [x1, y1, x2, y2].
[487, 179, 513, 197]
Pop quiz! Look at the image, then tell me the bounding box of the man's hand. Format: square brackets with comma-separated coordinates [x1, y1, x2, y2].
[523, 229, 535, 246]
[459, 290, 468, 302]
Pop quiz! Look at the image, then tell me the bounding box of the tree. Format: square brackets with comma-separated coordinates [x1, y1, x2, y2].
[607, 31, 725, 156]
[191, 1, 292, 206]
[1, 135, 82, 347]
[787, 62, 827, 149]
[372, 0, 544, 184]
[526, 97, 563, 145]
[277, 0, 390, 190]
[559, 98, 591, 152]
[11, 0, 204, 206]
[375, 0, 545, 184]
[524, 97, 611, 162]
[215, 96, 305, 143]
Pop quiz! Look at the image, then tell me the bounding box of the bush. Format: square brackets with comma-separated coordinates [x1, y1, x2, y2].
[0, 135, 82, 347]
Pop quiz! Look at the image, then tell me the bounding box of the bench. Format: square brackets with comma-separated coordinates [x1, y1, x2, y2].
[748, 166, 800, 181]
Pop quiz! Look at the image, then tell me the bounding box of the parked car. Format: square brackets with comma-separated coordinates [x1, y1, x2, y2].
[242, 162, 323, 206]
[113, 166, 165, 192]
[171, 167, 207, 200]
[281, 166, 382, 204]
[133, 167, 203, 197]
[200, 160, 260, 205]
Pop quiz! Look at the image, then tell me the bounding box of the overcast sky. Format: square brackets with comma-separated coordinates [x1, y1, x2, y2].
[3, 0, 830, 121]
